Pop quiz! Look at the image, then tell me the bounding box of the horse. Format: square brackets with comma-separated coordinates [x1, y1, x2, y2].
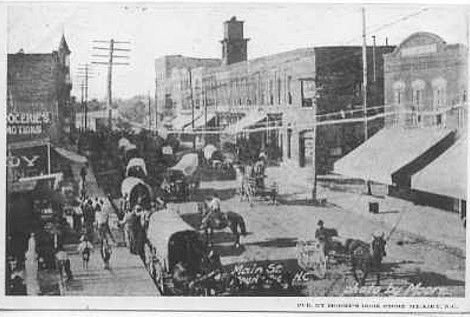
[344, 233, 387, 286]
[197, 202, 247, 248]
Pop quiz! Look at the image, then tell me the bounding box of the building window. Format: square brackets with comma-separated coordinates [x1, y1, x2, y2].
[277, 77, 281, 105]
[287, 76, 292, 105]
[269, 79, 274, 105]
[392, 81, 405, 126]
[411, 79, 425, 126]
[432, 77, 446, 109]
[287, 129, 292, 159]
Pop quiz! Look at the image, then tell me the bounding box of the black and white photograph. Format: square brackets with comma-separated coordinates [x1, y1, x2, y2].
[2, 1, 469, 312]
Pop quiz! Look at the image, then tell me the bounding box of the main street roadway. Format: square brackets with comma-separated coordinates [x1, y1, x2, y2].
[174, 166, 465, 297]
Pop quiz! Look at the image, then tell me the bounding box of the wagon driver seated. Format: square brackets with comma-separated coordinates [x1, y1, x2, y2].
[315, 220, 338, 257]
[201, 193, 227, 229]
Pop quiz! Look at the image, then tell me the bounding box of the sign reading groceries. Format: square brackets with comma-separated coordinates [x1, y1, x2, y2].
[7, 112, 51, 135]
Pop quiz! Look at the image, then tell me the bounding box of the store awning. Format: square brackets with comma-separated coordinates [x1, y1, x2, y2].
[334, 127, 454, 185]
[193, 113, 216, 129]
[225, 111, 267, 134]
[412, 135, 467, 199]
[171, 114, 200, 131]
[14, 173, 64, 191]
[54, 147, 88, 164]
[9, 179, 38, 193]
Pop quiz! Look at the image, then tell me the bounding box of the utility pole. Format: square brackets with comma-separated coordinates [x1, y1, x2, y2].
[204, 89, 208, 144]
[155, 78, 158, 133]
[92, 39, 131, 130]
[148, 91, 151, 132]
[372, 35, 377, 83]
[188, 67, 196, 149]
[76, 64, 94, 132]
[362, 7, 372, 195]
[80, 81, 84, 131]
[362, 7, 368, 141]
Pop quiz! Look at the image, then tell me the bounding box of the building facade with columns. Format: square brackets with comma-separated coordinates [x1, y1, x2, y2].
[383, 32, 467, 131]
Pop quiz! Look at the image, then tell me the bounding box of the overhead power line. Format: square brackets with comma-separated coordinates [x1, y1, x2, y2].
[91, 39, 131, 128]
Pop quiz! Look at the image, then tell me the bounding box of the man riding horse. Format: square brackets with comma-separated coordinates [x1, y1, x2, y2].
[315, 220, 338, 257]
[201, 194, 227, 229]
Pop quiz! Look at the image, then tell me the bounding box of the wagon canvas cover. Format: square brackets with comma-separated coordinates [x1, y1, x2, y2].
[126, 158, 148, 176]
[170, 153, 198, 177]
[146, 208, 195, 271]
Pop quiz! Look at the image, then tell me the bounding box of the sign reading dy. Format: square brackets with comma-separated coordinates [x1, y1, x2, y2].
[7, 145, 48, 179]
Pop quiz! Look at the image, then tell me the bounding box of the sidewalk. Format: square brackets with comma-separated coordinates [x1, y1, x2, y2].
[267, 166, 466, 254]
[62, 244, 156, 296]
[63, 163, 157, 296]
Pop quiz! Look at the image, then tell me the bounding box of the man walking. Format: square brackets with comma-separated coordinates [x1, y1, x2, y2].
[120, 207, 138, 253]
[80, 163, 88, 194]
[82, 198, 96, 242]
[55, 247, 73, 281]
[95, 201, 116, 245]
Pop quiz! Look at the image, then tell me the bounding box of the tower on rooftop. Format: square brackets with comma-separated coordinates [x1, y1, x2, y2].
[220, 16, 249, 65]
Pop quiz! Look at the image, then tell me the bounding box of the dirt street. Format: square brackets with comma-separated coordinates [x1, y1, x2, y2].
[174, 173, 465, 297]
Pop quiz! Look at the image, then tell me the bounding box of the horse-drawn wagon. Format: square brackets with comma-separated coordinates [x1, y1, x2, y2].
[161, 153, 200, 201]
[144, 208, 217, 295]
[295, 232, 387, 286]
[121, 177, 153, 212]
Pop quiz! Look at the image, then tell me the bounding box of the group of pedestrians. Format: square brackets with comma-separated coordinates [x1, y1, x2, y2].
[72, 195, 117, 270]
[119, 196, 164, 257]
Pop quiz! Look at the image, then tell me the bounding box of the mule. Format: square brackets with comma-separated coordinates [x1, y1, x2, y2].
[345, 233, 387, 286]
[197, 202, 247, 248]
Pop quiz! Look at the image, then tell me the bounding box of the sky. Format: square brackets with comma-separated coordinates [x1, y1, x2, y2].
[7, 2, 470, 100]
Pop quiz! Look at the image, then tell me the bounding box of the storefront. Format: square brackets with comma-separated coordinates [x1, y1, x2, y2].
[7, 139, 51, 181]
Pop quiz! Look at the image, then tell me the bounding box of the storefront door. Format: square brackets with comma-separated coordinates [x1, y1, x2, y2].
[300, 131, 315, 167]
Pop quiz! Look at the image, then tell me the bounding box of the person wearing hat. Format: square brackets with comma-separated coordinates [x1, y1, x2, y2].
[315, 220, 331, 256]
[95, 201, 116, 245]
[202, 194, 223, 228]
[82, 198, 96, 242]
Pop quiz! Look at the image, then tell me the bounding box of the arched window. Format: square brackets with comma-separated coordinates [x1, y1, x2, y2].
[392, 81, 406, 106]
[411, 79, 426, 126]
[411, 79, 425, 108]
[432, 77, 447, 109]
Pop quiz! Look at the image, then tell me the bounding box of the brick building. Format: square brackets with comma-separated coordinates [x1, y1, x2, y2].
[7, 35, 73, 144]
[383, 32, 467, 131]
[335, 32, 467, 214]
[155, 55, 220, 119]
[155, 17, 394, 169]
